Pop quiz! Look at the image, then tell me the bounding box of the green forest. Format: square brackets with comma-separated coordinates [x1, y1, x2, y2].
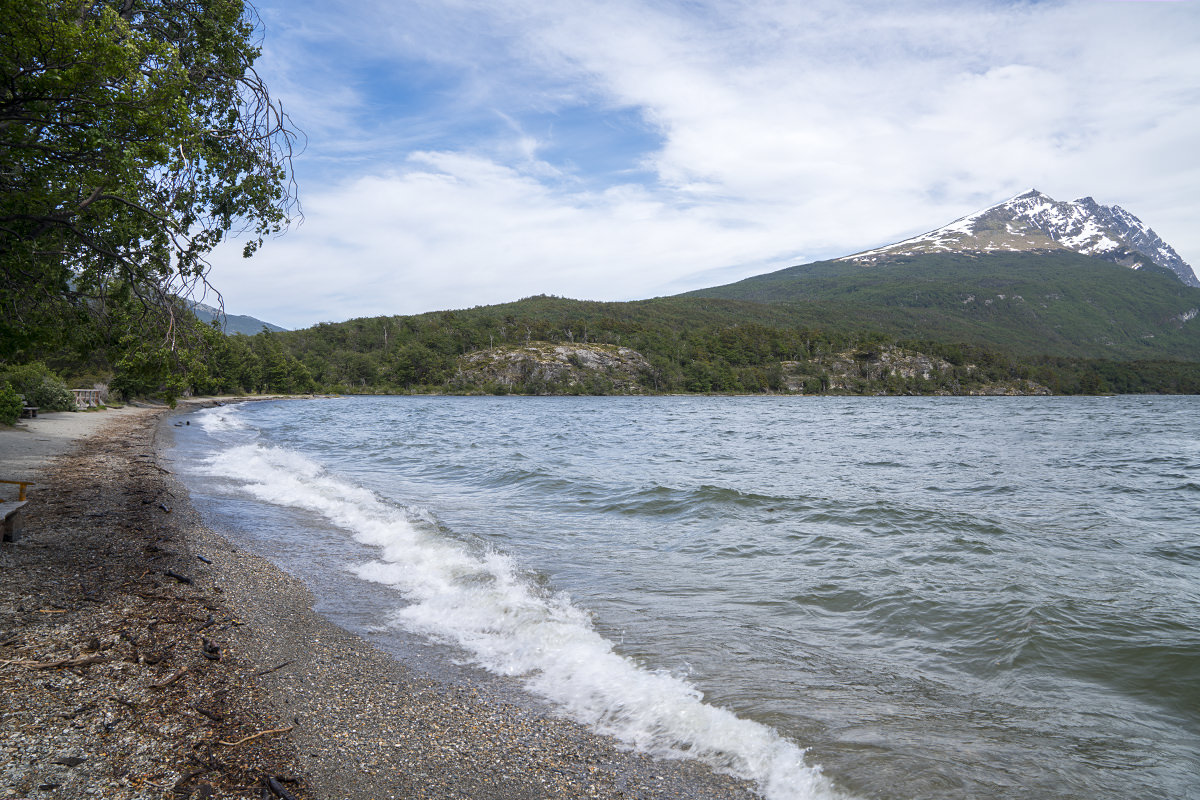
[245, 295, 1200, 397]
[17, 290, 1199, 415]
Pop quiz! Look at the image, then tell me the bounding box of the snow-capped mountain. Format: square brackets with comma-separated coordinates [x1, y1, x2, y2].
[843, 190, 1199, 288]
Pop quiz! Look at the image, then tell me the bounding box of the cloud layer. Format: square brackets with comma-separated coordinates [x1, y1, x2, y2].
[209, 0, 1200, 329]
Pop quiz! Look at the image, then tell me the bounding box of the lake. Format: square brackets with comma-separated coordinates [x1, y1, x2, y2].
[169, 395, 1200, 800]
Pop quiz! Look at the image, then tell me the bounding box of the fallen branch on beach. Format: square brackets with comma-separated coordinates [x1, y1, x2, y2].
[172, 768, 208, 792]
[266, 775, 301, 800]
[255, 659, 293, 677]
[193, 703, 224, 721]
[151, 666, 188, 688]
[219, 726, 294, 747]
[0, 654, 109, 670]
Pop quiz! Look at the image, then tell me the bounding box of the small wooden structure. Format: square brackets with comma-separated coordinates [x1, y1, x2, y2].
[72, 388, 102, 409]
[16, 394, 37, 418]
[0, 479, 34, 543]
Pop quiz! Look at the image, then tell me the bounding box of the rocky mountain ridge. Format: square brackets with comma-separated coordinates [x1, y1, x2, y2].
[842, 190, 1199, 288]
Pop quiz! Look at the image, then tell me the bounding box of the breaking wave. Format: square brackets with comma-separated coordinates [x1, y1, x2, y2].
[193, 412, 842, 800]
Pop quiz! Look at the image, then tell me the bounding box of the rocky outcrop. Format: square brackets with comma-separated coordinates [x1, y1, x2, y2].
[454, 343, 652, 394]
[453, 342, 1052, 396]
[783, 346, 1051, 395]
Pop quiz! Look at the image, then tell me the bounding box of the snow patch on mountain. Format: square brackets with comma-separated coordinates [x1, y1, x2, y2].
[843, 190, 1200, 288]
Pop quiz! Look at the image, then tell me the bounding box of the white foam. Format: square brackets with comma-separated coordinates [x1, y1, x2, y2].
[194, 405, 252, 433]
[198, 443, 846, 800]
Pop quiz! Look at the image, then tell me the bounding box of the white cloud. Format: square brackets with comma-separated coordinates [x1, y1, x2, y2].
[210, 151, 817, 328]
[209, 0, 1200, 327]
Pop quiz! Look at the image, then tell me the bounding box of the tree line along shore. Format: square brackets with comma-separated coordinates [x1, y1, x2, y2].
[7, 299, 1200, 420]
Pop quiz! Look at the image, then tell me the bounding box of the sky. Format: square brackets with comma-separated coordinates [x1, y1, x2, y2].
[204, 0, 1200, 330]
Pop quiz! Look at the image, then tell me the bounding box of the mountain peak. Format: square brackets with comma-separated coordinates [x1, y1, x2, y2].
[842, 192, 1199, 287]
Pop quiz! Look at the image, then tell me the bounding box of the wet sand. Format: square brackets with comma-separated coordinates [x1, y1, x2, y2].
[0, 401, 760, 799]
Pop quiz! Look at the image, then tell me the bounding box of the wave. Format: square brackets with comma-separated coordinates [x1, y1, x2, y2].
[596, 484, 811, 518]
[198, 442, 845, 800]
[195, 404, 253, 433]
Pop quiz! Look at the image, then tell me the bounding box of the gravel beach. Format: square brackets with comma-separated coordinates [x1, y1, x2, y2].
[1, 401, 763, 800]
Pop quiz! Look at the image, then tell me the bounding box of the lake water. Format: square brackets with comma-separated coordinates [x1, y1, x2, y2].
[168, 395, 1200, 800]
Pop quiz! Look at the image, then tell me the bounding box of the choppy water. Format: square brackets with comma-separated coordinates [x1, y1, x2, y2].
[169, 395, 1200, 800]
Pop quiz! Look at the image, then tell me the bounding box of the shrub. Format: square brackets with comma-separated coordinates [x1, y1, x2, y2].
[0, 362, 76, 412]
[0, 384, 21, 425]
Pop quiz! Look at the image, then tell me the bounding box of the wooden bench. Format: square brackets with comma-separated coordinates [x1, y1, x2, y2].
[0, 480, 35, 543]
[16, 395, 37, 418]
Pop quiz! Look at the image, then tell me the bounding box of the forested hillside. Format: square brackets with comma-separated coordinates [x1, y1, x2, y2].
[682, 252, 1200, 360]
[204, 292, 1200, 397]
[12, 258, 1200, 405]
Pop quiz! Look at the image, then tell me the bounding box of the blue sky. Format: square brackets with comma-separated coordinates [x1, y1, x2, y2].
[205, 0, 1200, 329]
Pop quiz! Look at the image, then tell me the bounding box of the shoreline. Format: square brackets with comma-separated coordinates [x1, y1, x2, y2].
[1, 399, 762, 799]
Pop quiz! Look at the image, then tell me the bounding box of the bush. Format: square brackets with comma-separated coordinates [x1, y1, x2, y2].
[0, 384, 21, 425]
[0, 362, 76, 411]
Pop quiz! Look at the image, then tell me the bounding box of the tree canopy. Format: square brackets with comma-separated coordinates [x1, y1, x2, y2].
[0, 0, 299, 370]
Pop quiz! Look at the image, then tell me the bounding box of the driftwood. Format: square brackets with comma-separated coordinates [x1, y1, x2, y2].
[1, 654, 108, 670]
[151, 666, 188, 688]
[266, 776, 301, 800]
[255, 660, 293, 677]
[165, 569, 193, 585]
[194, 703, 224, 722]
[173, 768, 207, 791]
[217, 729, 291, 748]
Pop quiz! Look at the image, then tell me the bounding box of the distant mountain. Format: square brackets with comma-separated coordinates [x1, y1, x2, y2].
[681, 251, 1200, 360]
[843, 189, 1199, 288]
[190, 301, 287, 335]
[681, 191, 1200, 361]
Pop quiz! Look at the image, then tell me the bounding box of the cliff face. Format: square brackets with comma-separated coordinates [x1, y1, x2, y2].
[455, 343, 652, 394]
[783, 346, 1051, 396]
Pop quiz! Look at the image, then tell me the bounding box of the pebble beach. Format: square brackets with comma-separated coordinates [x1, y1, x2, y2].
[0, 401, 762, 800]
